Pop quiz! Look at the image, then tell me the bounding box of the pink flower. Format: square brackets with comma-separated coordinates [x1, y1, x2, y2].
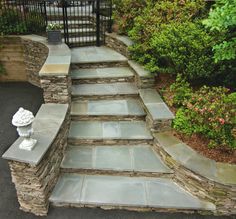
[218, 118, 225, 125]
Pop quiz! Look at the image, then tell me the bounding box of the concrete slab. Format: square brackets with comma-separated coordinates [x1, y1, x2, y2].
[71, 46, 127, 63]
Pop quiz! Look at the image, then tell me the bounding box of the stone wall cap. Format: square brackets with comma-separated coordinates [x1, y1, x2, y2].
[154, 132, 236, 186]
[106, 32, 134, 47]
[21, 35, 71, 76]
[139, 89, 175, 121]
[2, 103, 69, 166]
[128, 60, 154, 78]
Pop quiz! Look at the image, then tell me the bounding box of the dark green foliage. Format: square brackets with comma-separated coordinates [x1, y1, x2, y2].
[0, 9, 45, 35]
[0, 9, 27, 35]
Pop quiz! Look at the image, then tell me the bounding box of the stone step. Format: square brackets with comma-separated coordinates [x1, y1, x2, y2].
[72, 83, 139, 100]
[62, 28, 96, 37]
[68, 121, 153, 145]
[61, 145, 173, 176]
[71, 67, 134, 84]
[50, 174, 215, 212]
[71, 46, 128, 68]
[71, 99, 145, 120]
[63, 36, 103, 47]
[51, 20, 95, 28]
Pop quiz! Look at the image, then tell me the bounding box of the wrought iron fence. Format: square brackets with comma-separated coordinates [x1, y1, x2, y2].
[0, 0, 113, 47]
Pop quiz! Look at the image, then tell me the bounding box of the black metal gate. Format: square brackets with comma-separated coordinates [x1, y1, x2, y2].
[44, 0, 112, 47]
[1, 0, 112, 47]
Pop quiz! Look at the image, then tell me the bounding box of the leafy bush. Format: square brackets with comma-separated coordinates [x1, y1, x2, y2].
[131, 22, 217, 80]
[129, 0, 206, 44]
[203, 0, 236, 62]
[169, 74, 193, 107]
[173, 86, 236, 149]
[0, 9, 27, 35]
[113, 0, 146, 34]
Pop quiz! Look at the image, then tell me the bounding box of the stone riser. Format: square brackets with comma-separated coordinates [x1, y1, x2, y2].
[72, 62, 128, 69]
[50, 203, 211, 215]
[68, 139, 153, 146]
[72, 94, 139, 101]
[47, 16, 93, 21]
[62, 32, 96, 38]
[72, 77, 134, 84]
[67, 23, 95, 29]
[69, 41, 103, 48]
[71, 115, 146, 121]
[60, 168, 174, 178]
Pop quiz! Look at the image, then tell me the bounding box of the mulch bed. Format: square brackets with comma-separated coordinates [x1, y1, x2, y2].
[155, 74, 236, 164]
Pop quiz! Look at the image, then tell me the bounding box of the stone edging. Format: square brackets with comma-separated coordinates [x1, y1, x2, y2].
[2, 103, 70, 215]
[154, 131, 236, 215]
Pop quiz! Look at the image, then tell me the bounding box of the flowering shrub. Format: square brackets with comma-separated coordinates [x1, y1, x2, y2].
[173, 86, 236, 149]
[113, 0, 146, 34]
[46, 23, 62, 31]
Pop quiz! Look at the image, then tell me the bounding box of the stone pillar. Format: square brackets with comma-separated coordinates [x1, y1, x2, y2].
[3, 104, 70, 216]
[40, 75, 71, 104]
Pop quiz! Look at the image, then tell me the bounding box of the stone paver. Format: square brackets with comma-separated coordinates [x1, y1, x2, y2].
[72, 83, 138, 96]
[50, 174, 215, 211]
[71, 99, 145, 116]
[71, 67, 134, 79]
[69, 121, 153, 140]
[71, 46, 127, 63]
[61, 145, 172, 173]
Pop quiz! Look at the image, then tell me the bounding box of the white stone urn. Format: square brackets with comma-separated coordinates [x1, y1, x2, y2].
[12, 108, 37, 151]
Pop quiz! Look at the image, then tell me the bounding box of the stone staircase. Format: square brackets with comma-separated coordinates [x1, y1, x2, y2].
[49, 47, 215, 213]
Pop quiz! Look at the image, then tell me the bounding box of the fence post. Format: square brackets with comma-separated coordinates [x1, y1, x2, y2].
[62, 0, 69, 45]
[43, 1, 48, 28]
[96, 0, 101, 47]
[108, 0, 112, 33]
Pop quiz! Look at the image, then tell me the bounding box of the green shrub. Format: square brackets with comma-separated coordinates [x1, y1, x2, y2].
[0, 9, 45, 35]
[0, 9, 27, 35]
[132, 22, 216, 80]
[169, 74, 193, 107]
[173, 86, 236, 149]
[113, 0, 147, 34]
[129, 0, 206, 44]
[203, 0, 236, 62]
[173, 108, 195, 135]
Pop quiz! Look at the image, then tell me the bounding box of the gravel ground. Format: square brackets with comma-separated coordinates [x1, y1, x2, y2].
[0, 82, 232, 219]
